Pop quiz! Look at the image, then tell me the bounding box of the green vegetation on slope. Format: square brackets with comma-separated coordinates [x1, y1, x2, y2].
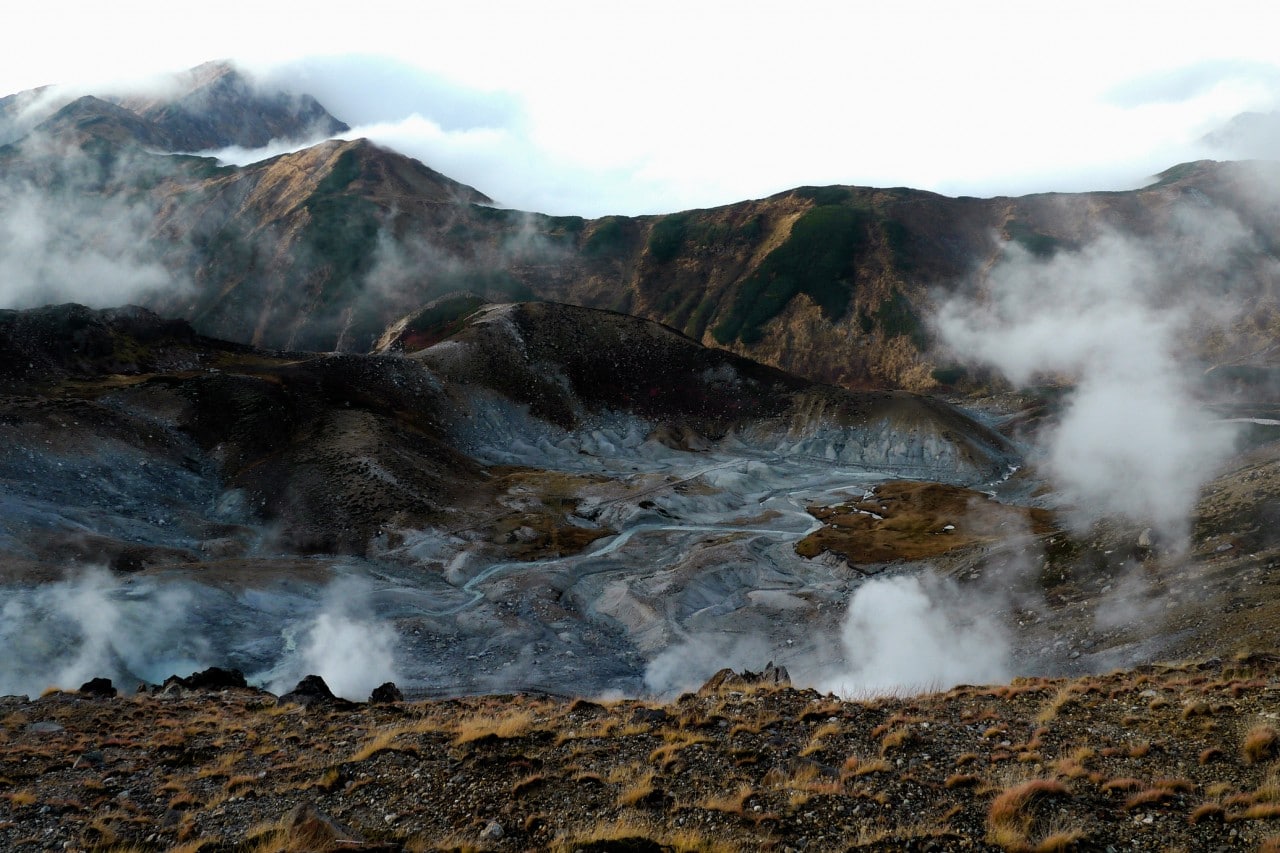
[304, 148, 381, 289]
[874, 287, 928, 348]
[646, 212, 767, 266]
[1004, 219, 1064, 258]
[714, 204, 872, 345]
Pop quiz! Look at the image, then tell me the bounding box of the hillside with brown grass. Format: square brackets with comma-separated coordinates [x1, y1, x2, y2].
[6, 656, 1280, 851]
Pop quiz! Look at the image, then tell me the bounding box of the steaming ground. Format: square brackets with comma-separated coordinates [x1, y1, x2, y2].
[7, 402, 1277, 703]
[0, 436, 980, 700]
[5, 301, 1280, 705]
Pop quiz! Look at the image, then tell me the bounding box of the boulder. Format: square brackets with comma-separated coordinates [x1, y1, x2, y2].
[698, 662, 791, 695]
[278, 675, 356, 710]
[163, 666, 249, 692]
[369, 682, 404, 704]
[78, 677, 117, 698]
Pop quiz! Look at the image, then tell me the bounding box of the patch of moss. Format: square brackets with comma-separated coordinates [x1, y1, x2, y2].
[305, 149, 381, 289]
[1148, 160, 1209, 188]
[684, 295, 719, 340]
[435, 269, 533, 302]
[882, 218, 921, 275]
[468, 204, 521, 224]
[795, 185, 852, 206]
[713, 204, 871, 345]
[387, 293, 488, 351]
[930, 365, 969, 386]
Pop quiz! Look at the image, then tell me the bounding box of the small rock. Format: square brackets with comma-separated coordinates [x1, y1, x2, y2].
[26, 721, 64, 734]
[480, 820, 504, 840]
[73, 750, 105, 769]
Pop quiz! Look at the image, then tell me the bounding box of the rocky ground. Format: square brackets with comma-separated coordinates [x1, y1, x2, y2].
[6, 658, 1280, 852]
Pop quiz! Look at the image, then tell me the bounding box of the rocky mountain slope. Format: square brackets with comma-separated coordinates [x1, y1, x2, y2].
[0, 61, 347, 150]
[6, 62, 1280, 393]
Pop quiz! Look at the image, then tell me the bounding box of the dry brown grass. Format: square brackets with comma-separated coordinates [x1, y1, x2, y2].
[452, 708, 535, 745]
[1244, 724, 1280, 765]
[616, 770, 658, 807]
[879, 725, 916, 756]
[1189, 802, 1226, 824]
[548, 815, 737, 853]
[986, 778, 1071, 851]
[347, 726, 420, 762]
[4, 791, 36, 807]
[1232, 802, 1280, 821]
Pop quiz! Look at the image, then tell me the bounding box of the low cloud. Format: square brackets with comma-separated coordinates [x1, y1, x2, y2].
[0, 137, 190, 310]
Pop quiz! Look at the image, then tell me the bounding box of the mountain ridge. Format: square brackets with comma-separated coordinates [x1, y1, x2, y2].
[3, 62, 1279, 396]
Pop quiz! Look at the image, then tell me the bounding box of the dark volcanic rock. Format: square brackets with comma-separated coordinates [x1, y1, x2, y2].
[698, 662, 791, 694]
[78, 677, 117, 698]
[278, 675, 356, 710]
[369, 682, 404, 704]
[164, 667, 249, 692]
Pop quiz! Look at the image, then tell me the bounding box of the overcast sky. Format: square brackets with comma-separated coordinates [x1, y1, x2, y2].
[6, 0, 1280, 216]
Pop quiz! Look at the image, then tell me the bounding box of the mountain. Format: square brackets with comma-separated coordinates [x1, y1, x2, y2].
[0, 60, 347, 150]
[1203, 108, 1280, 160]
[5, 62, 1280, 395]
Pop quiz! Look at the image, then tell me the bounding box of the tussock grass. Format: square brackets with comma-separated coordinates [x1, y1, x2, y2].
[452, 708, 536, 745]
[986, 778, 1071, 851]
[1244, 724, 1280, 765]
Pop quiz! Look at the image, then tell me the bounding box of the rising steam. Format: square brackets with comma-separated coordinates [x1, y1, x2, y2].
[0, 568, 208, 697]
[264, 578, 400, 701]
[819, 574, 1011, 696]
[936, 214, 1248, 541]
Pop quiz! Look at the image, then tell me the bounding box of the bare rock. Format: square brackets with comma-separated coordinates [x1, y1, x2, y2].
[78, 677, 117, 698]
[698, 662, 791, 694]
[369, 682, 404, 704]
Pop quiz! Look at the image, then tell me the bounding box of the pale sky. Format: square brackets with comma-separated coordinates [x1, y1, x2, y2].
[6, 0, 1280, 216]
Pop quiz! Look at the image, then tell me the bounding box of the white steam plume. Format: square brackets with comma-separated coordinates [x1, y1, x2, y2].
[937, 217, 1246, 540]
[819, 574, 1010, 696]
[265, 578, 399, 701]
[643, 632, 773, 696]
[0, 568, 209, 697]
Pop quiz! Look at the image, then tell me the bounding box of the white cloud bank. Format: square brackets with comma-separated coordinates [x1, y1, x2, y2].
[5, 2, 1280, 216]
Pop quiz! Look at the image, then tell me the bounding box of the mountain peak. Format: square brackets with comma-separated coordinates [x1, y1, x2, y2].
[0, 61, 348, 153]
